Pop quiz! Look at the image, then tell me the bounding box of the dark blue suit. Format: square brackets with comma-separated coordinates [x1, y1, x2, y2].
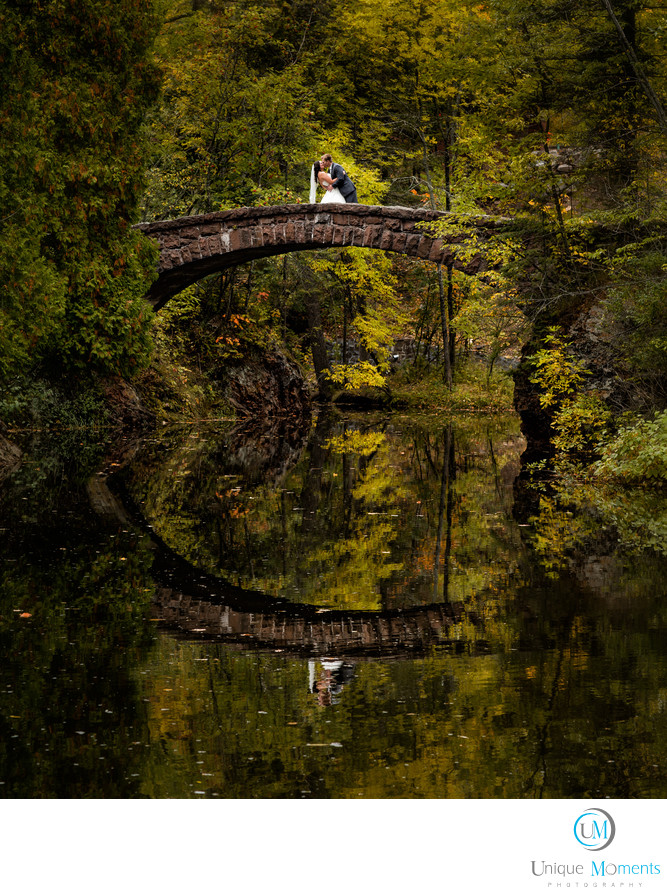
[330, 163, 358, 203]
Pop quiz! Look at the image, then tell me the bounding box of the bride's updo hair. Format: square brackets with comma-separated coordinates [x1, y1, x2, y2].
[313, 161, 321, 176]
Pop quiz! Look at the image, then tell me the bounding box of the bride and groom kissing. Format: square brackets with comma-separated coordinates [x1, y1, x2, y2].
[309, 153, 358, 204]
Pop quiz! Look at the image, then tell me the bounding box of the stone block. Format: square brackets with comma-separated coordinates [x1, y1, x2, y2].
[229, 229, 245, 252]
[249, 225, 264, 246]
[292, 222, 307, 244]
[331, 225, 346, 246]
[163, 249, 182, 269]
[362, 225, 384, 248]
[380, 229, 394, 251]
[427, 239, 444, 262]
[413, 235, 433, 259]
[179, 225, 201, 240]
[348, 227, 366, 247]
[205, 234, 224, 256]
[404, 233, 423, 256]
[391, 232, 408, 253]
[330, 212, 350, 227]
[161, 234, 181, 250]
[198, 222, 221, 237]
[362, 213, 384, 230]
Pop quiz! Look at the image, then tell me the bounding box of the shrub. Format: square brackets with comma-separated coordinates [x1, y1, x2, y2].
[593, 410, 667, 484]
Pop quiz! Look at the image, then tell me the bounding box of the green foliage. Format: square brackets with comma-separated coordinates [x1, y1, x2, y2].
[324, 430, 386, 457]
[328, 360, 387, 391]
[593, 411, 667, 484]
[391, 357, 516, 414]
[0, 375, 109, 432]
[527, 471, 667, 567]
[603, 251, 667, 403]
[124, 413, 526, 612]
[529, 328, 612, 453]
[455, 283, 526, 385]
[529, 327, 589, 408]
[551, 393, 611, 453]
[142, 3, 321, 215]
[136, 0, 667, 426]
[0, 0, 161, 381]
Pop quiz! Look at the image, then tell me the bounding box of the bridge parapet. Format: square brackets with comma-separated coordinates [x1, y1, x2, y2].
[136, 204, 508, 310]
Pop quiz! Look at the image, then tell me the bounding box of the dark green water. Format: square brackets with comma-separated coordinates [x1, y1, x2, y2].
[1, 412, 666, 798]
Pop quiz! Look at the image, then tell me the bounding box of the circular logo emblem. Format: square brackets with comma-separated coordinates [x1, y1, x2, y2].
[573, 808, 616, 851]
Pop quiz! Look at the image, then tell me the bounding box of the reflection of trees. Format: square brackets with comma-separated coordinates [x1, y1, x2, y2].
[0, 499, 155, 797]
[3, 421, 664, 798]
[125, 413, 527, 614]
[139, 576, 667, 798]
[433, 423, 454, 602]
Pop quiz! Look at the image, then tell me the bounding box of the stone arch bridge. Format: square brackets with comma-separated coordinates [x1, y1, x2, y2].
[136, 204, 509, 310]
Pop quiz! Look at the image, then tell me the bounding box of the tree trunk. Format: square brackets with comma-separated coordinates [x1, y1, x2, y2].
[306, 292, 332, 399]
[447, 263, 456, 370]
[438, 265, 453, 389]
[600, 0, 667, 137]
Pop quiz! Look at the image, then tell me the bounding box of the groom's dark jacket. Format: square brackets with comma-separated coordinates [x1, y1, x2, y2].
[330, 163, 356, 200]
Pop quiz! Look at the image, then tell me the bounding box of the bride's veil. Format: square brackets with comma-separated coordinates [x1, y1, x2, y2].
[309, 164, 317, 203]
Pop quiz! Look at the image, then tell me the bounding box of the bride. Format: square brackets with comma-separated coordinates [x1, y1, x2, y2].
[309, 160, 345, 204]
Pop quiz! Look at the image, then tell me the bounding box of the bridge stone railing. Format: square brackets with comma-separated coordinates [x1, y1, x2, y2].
[136, 204, 509, 309]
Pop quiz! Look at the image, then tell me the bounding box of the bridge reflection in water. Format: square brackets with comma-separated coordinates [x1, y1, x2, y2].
[76, 416, 667, 799]
[155, 587, 478, 657]
[100, 417, 505, 659]
[144, 506, 484, 658]
[95, 415, 521, 661]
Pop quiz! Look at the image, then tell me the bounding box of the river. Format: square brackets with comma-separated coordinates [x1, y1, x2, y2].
[1, 410, 666, 798]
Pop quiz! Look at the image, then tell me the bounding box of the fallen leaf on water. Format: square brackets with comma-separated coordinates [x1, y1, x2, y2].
[19, 612, 31, 619]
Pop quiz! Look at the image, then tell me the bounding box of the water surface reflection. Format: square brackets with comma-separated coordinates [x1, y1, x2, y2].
[123, 412, 524, 613]
[0, 412, 666, 798]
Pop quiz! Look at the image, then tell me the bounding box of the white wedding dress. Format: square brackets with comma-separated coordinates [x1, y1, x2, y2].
[320, 185, 345, 204]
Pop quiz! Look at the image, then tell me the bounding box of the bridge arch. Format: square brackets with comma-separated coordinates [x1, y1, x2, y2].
[136, 203, 507, 310]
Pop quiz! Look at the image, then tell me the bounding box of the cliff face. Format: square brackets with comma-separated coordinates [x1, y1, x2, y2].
[223, 348, 312, 419]
[0, 427, 21, 482]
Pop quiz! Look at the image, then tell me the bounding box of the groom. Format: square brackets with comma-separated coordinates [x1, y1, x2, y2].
[321, 154, 358, 203]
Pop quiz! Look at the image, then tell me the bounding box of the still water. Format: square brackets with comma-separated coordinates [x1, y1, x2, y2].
[1, 411, 666, 798]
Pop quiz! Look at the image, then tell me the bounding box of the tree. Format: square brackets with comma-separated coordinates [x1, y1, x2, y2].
[0, 0, 161, 381]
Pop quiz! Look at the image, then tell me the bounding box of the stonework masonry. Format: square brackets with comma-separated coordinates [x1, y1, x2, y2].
[136, 203, 509, 310]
